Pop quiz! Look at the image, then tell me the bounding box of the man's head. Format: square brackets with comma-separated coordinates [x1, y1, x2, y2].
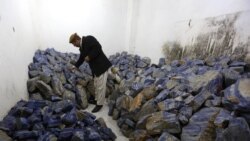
[69, 33, 81, 47]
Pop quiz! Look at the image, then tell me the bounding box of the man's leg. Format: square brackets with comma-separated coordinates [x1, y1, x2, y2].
[92, 71, 108, 113]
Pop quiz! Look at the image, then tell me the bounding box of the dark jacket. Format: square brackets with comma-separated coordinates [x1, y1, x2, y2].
[74, 36, 112, 77]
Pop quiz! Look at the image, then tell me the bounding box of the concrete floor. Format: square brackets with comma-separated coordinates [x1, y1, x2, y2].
[84, 102, 128, 141]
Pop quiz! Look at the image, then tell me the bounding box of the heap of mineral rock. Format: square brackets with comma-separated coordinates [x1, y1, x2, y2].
[0, 48, 116, 141]
[107, 52, 250, 141]
[1, 48, 250, 141]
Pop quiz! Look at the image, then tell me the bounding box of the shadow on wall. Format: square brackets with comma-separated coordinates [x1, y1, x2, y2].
[163, 11, 250, 62]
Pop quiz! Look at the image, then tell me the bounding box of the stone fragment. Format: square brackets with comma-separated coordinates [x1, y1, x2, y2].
[135, 100, 158, 121]
[222, 69, 240, 87]
[216, 117, 250, 141]
[51, 76, 64, 96]
[13, 130, 39, 140]
[129, 93, 145, 112]
[116, 95, 133, 111]
[181, 107, 220, 141]
[75, 85, 88, 109]
[188, 70, 223, 94]
[63, 90, 76, 102]
[146, 111, 181, 135]
[214, 109, 232, 128]
[0, 130, 12, 141]
[158, 132, 180, 141]
[27, 77, 39, 93]
[189, 89, 212, 112]
[129, 130, 149, 141]
[36, 80, 54, 99]
[223, 79, 250, 112]
[158, 99, 184, 111]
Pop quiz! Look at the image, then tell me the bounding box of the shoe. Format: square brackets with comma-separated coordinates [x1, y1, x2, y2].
[88, 100, 97, 105]
[91, 105, 103, 113]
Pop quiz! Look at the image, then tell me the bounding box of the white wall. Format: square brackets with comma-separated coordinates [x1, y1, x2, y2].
[29, 0, 129, 56]
[130, 0, 250, 63]
[0, 0, 38, 119]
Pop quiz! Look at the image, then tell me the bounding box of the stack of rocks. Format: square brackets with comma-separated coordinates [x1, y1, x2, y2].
[1, 48, 250, 141]
[0, 48, 116, 141]
[27, 48, 94, 109]
[107, 53, 250, 141]
[0, 100, 116, 141]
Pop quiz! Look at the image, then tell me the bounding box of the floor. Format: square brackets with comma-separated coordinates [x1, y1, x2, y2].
[84, 102, 128, 141]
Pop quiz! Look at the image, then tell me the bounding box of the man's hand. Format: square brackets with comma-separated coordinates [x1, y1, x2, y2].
[85, 56, 90, 62]
[69, 65, 77, 72]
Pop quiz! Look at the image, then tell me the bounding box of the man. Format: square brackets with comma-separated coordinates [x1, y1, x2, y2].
[69, 33, 112, 113]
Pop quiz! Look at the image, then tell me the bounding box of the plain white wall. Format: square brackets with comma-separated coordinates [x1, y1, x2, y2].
[0, 0, 38, 119]
[29, 0, 129, 56]
[130, 0, 250, 63]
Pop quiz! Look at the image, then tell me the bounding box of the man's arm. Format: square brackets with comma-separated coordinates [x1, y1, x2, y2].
[74, 52, 85, 68]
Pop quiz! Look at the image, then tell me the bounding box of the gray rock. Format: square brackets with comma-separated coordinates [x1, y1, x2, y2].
[129, 130, 149, 141]
[135, 100, 158, 121]
[222, 79, 250, 112]
[29, 70, 40, 78]
[0, 130, 12, 141]
[142, 57, 151, 65]
[189, 89, 212, 112]
[158, 132, 180, 141]
[29, 93, 43, 100]
[158, 99, 184, 111]
[178, 106, 193, 125]
[55, 72, 66, 84]
[136, 114, 151, 129]
[75, 85, 88, 109]
[230, 66, 244, 74]
[71, 131, 85, 141]
[36, 80, 54, 99]
[181, 107, 220, 141]
[154, 89, 170, 103]
[112, 108, 120, 120]
[205, 95, 222, 107]
[116, 95, 133, 111]
[214, 109, 232, 128]
[27, 77, 39, 93]
[188, 70, 223, 94]
[39, 72, 51, 84]
[216, 117, 250, 141]
[184, 95, 194, 105]
[222, 69, 240, 87]
[146, 111, 181, 135]
[51, 76, 64, 96]
[63, 90, 76, 102]
[96, 118, 107, 128]
[152, 69, 166, 78]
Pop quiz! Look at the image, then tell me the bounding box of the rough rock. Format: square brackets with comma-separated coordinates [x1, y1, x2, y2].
[135, 100, 158, 121]
[188, 70, 223, 94]
[36, 80, 54, 99]
[181, 107, 220, 141]
[75, 85, 88, 109]
[158, 132, 180, 141]
[215, 117, 250, 141]
[189, 89, 212, 112]
[223, 79, 250, 112]
[146, 111, 181, 135]
[158, 99, 184, 111]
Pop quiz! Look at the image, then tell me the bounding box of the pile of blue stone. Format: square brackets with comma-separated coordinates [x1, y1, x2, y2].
[0, 48, 116, 141]
[1, 48, 250, 141]
[107, 52, 250, 141]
